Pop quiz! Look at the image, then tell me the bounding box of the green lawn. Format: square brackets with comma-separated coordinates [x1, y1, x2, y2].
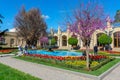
[15, 56, 120, 76]
[0, 63, 41, 80]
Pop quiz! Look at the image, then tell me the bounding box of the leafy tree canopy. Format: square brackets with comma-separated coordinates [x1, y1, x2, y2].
[98, 34, 112, 45]
[68, 37, 78, 46]
[51, 38, 56, 45]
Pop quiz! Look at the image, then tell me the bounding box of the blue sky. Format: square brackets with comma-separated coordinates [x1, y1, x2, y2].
[0, 0, 120, 32]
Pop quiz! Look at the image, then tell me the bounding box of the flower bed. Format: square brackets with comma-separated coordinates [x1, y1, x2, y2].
[0, 49, 12, 54]
[24, 54, 114, 71]
[101, 50, 120, 54]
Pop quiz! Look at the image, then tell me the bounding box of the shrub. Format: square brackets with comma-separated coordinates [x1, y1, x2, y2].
[51, 38, 57, 45]
[91, 57, 115, 71]
[68, 37, 78, 46]
[98, 34, 112, 45]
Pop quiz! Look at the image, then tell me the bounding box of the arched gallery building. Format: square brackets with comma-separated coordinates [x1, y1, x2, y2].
[52, 17, 120, 51]
[1, 17, 120, 51]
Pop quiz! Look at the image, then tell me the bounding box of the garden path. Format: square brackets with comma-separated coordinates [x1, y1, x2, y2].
[0, 56, 93, 80]
[0, 56, 120, 80]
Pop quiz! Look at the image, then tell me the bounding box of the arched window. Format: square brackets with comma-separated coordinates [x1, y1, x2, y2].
[62, 35, 67, 46]
[97, 33, 104, 46]
[54, 36, 58, 45]
[10, 39, 14, 44]
[10, 38, 14, 47]
[114, 32, 120, 47]
[2, 38, 5, 44]
[0, 37, 5, 44]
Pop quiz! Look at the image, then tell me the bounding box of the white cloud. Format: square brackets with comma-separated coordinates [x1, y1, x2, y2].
[41, 15, 50, 19]
[9, 28, 17, 32]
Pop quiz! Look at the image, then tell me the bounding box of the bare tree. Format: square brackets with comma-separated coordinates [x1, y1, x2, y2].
[14, 6, 47, 46]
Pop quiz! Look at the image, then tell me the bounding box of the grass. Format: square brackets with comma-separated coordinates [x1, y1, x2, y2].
[0, 63, 41, 80]
[15, 56, 120, 76]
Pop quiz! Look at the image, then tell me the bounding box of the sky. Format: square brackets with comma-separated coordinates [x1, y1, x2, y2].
[0, 0, 120, 32]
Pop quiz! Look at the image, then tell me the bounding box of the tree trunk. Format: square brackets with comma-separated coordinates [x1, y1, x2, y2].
[86, 45, 90, 70]
[86, 40, 90, 70]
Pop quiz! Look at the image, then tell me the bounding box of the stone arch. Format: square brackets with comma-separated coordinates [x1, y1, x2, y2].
[10, 38, 14, 47]
[113, 31, 120, 47]
[0, 37, 5, 44]
[62, 35, 67, 46]
[54, 36, 58, 45]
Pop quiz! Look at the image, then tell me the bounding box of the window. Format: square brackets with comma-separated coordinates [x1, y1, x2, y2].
[54, 36, 58, 45]
[10, 38, 14, 44]
[114, 32, 120, 47]
[62, 35, 67, 46]
[0, 37, 5, 45]
[97, 33, 104, 46]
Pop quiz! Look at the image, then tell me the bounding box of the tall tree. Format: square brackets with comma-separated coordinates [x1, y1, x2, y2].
[114, 10, 120, 23]
[14, 7, 47, 46]
[68, 2, 106, 69]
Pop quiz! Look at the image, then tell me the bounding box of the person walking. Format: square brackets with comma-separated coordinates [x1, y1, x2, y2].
[17, 45, 23, 56]
[94, 44, 98, 55]
[24, 45, 28, 54]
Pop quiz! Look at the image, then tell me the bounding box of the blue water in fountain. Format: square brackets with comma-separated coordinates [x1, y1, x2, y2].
[28, 50, 82, 56]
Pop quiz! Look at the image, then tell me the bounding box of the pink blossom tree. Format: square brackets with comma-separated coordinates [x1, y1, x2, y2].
[68, 2, 106, 69]
[39, 36, 48, 48]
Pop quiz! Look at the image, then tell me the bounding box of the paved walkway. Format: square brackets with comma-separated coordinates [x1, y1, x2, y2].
[102, 63, 120, 80]
[0, 56, 120, 80]
[0, 56, 93, 80]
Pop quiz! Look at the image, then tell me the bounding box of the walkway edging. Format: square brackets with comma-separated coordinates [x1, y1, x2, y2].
[97, 62, 120, 80]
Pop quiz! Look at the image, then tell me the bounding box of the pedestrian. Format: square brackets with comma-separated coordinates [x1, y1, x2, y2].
[94, 44, 98, 55]
[24, 45, 28, 54]
[18, 45, 23, 53]
[17, 45, 23, 56]
[82, 50, 86, 56]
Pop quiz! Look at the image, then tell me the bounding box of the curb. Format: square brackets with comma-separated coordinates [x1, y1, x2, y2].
[0, 54, 15, 57]
[97, 62, 120, 80]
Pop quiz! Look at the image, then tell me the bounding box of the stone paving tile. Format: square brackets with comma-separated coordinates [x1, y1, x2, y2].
[0, 57, 93, 80]
[102, 62, 120, 80]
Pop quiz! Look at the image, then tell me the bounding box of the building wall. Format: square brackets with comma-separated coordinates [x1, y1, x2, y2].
[2, 19, 120, 52]
[52, 20, 120, 51]
[3, 32, 26, 47]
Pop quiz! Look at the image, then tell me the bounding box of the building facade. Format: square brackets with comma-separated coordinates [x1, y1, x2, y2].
[1, 17, 120, 51]
[52, 17, 120, 51]
[1, 32, 26, 47]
